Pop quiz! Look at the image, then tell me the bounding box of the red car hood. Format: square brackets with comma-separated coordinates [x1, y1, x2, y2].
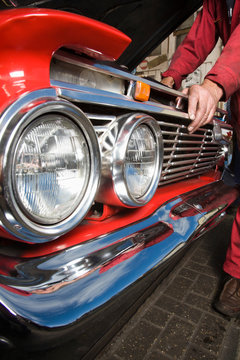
[0, 0, 202, 70]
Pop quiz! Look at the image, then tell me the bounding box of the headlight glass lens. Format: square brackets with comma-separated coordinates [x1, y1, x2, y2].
[13, 114, 90, 224]
[125, 125, 157, 199]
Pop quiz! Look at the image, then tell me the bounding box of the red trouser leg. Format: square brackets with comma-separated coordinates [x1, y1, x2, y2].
[223, 205, 240, 279]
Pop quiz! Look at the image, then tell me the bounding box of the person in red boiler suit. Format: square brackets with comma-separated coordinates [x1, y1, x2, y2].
[161, 0, 240, 316]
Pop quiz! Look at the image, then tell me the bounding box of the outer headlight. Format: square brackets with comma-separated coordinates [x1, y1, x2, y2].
[97, 113, 163, 207]
[13, 114, 90, 224]
[0, 91, 100, 243]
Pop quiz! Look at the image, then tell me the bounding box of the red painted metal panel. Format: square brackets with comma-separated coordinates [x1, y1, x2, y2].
[0, 8, 131, 107]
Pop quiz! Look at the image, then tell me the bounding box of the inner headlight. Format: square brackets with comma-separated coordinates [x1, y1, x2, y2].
[13, 114, 90, 224]
[97, 113, 163, 207]
[125, 125, 157, 200]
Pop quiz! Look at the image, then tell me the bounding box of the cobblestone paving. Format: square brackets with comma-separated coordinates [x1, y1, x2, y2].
[96, 206, 240, 360]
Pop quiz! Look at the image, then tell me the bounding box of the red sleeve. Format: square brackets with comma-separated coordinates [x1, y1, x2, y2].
[205, 23, 240, 100]
[162, 0, 218, 89]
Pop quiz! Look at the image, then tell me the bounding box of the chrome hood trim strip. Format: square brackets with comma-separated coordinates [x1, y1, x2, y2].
[51, 53, 229, 118]
[0, 180, 238, 328]
[54, 81, 190, 119]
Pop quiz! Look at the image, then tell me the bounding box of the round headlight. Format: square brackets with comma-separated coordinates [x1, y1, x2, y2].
[125, 125, 157, 199]
[97, 113, 163, 207]
[0, 91, 100, 243]
[13, 114, 90, 224]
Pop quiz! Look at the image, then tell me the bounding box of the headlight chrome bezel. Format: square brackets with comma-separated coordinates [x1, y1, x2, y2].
[12, 113, 92, 225]
[98, 113, 163, 207]
[0, 90, 100, 243]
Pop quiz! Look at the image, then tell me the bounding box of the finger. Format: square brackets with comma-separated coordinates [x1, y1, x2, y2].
[200, 97, 217, 126]
[182, 88, 189, 95]
[188, 118, 203, 133]
[199, 102, 212, 126]
[191, 108, 210, 130]
[161, 76, 174, 88]
[187, 91, 199, 122]
[188, 103, 208, 133]
[189, 101, 214, 132]
[204, 107, 216, 125]
[188, 104, 211, 133]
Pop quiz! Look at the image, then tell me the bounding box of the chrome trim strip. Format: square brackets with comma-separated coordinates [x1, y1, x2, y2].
[162, 130, 209, 139]
[163, 139, 206, 144]
[164, 152, 218, 160]
[53, 52, 186, 98]
[161, 167, 212, 180]
[163, 157, 219, 167]
[203, 146, 219, 150]
[55, 83, 231, 129]
[54, 81, 190, 120]
[162, 162, 216, 175]
[86, 113, 117, 122]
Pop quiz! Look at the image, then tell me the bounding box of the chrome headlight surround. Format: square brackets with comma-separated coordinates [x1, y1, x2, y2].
[0, 89, 100, 243]
[98, 113, 163, 207]
[222, 136, 234, 168]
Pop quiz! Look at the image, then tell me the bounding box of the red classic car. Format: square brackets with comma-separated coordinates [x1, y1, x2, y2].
[0, 1, 238, 359]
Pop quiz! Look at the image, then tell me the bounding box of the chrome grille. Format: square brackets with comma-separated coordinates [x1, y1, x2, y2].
[159, 121, 221, 185]
[87, 113, 222, 186]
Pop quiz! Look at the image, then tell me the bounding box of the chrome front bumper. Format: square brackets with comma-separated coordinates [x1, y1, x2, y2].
[0, 180, 238, 358]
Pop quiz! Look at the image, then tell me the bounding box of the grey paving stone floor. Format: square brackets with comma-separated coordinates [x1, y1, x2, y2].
[96, 205, 240, 360]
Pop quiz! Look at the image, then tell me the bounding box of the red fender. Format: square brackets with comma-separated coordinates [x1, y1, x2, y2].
[0, 8, 131, 107]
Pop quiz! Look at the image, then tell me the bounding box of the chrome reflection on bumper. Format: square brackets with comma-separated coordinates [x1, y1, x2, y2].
[0, 180, 238, 329]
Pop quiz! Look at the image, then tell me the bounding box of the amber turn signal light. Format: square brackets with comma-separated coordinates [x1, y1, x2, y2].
[134, 81, 150, 102]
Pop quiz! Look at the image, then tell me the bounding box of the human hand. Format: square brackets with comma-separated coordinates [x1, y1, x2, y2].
[161, 76, 174, 88]
[185, 79, 223, 133]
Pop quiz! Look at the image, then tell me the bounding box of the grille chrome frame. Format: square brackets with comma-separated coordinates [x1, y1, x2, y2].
[86, 112, 222, 187]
